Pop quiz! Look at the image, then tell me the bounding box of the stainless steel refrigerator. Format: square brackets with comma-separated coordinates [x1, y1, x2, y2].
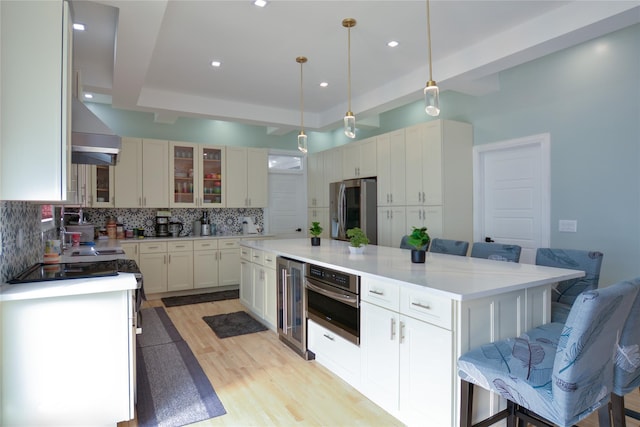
[330, 178, 377, 245]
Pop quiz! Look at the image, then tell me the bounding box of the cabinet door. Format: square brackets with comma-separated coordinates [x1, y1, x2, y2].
[201, 145, 225, 207]
[90, 165, 115, 207]
[142, 139, 169, 208]
[0, 1, 71, 201]
[359, 138, 377, 178]
[225, 147, 247, 208]
[247, 148, 268, 207]
[240, 259, 253, 307]
[167, 250, 193, 291]
[169, 142, 198, 208]
[264, 267, 277, 329]
[324, 147, 343, 186]
[422, 122, 443, 205]
[67, 164, 89, 206]
[399, 315, 453, 427]
[307, 152, 324, 207]
[119, 242, 139, 264]
[406, 206, 442, 239]
[361, 301, 400, 415]
[252, 265, 265, 318]
[219, 248, 241, 286]
[139, 252, 167, 294]
[405, 124, 424, 206]
[308, 208, 330, 239]
[114, 138, 143, 208]
[376, 134, 392, 206]
[194, 250, 219, 288]
[378, 207, 406, 248]
[342, 143, 360, 179]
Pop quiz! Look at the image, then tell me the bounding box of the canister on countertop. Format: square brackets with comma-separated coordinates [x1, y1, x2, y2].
[192, 220, 201, 236]
[116, 223, 124, 240]
[107, 217, 117, 239]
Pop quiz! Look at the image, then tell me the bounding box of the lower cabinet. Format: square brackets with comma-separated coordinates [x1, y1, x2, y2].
[307, 319, 361, 388]
[193, 240, 220, 288]
[139, 242, 168, 294]
[167, 240, 193, 291]
[377, 206, 406, 248]
[240, 248, 277, 330]
[119, 242, 139, 264]
[218, 239, 241, 286]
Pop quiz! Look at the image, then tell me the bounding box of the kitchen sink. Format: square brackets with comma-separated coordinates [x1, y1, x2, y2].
[69, 249, 126, 257]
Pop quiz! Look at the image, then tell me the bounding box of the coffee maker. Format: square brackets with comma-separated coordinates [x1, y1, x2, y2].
[155, 213, 170, 237]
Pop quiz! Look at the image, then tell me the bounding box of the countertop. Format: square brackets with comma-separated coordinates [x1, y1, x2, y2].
[240, 238, 584, 301]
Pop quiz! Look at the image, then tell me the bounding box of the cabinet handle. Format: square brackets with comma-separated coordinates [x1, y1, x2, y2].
[390, 210, 393, 219]
[168, 254, 171, 263]
[390, 194, 393, 204]
[202, 243, 211, 248]
[422, 192, 425, 203]
[176, 245, 184, 248]
[143, 197, 147, 206]
[138, 197, 142, 206]
[390, 317, 396, 340]
[265, 257, 272, 263]
[323, 334, 335, 341]
[253, 255, 260, 259]
[369, 289, 384, 296]
[411, 301, 431, 310]
[400, 321, 406, 344]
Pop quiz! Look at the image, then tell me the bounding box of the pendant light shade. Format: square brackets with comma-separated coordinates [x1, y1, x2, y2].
[424, 0, 440, 117]
[343, 18, 357, 138]
[296, 56, 308, 153]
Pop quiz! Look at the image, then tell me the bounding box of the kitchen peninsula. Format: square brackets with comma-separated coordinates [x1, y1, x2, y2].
[240, 238, 583, 426]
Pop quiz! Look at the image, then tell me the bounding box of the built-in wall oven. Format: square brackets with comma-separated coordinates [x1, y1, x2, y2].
[305, 263, 360, 345]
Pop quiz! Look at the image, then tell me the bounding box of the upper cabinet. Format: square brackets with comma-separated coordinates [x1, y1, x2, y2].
[88, 165, 115, 207]
[115, 138, 169, 208]
[307, 152, 325, 208]
[226, 147, 268, 208]
[0, 1, 72, 200]
[342, 138, 377, 180]
[377, 130, 406, 206]
[169, 142, 225, 208]
[200, 145, 225, 207]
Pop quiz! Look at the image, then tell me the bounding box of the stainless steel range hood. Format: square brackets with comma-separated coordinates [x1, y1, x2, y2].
[71, 99, 121, 166]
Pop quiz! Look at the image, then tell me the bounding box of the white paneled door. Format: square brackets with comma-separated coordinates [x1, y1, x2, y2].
[473, 134, 550, 264]
[267, 171, 306, 239]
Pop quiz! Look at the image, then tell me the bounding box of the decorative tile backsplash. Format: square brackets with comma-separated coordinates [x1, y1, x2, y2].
[0, 202, 263, 283]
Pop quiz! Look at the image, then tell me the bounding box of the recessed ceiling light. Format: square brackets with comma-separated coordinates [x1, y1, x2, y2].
[84, 93, 93, 99]
[73, 23, 86, 31]
[320, 82, 329, 88]
[253, 0, 268, 7]
[211, 60, 221, 68]
[387, 41, 399, 48]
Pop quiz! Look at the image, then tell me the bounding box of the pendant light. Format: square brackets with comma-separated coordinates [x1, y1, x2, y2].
[424, 0, 440, 116]
[296, 56, 308, 153]
[343, 18, 357, 138]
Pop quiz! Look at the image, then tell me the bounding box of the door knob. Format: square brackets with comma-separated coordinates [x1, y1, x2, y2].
[485, 237, 495, 243]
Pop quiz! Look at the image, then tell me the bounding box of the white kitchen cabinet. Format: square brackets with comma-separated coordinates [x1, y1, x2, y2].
[404, 120, 472, 243]
[240, 248, 277, 330]
[226, 147, 268, 208]
[342, 137, 377, 179]
[377, 206, 406, 248]
[193, 240, 220, 289]
[1, 1, 72, 201]
[307, 319, 361, 387]
[167, 240, 194, 291]
[119, 242, 139, 264]
[200, 145, 225, 207]
[307, 152, 325, 208]
[88, 165, 115, 207]
[376, 130, 406, 206]
[138, 242, 168, 294]
[218, 239, 241, 286]
[66, 163, 89, 206]
[169, 143, 225, 208]
[240, 248, 253, 307]
[114, 138, 169, 208]
[324, 147, 343, 186]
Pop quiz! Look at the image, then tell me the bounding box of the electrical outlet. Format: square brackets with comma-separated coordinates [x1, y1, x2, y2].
[559, 220, 577, 233]
[17, 228, 24, 248]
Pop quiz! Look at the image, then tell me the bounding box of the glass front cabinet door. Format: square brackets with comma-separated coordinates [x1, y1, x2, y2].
[170, 142, 198, 207]
[90, 165, 115, 207]
[200, 145, 225, 207]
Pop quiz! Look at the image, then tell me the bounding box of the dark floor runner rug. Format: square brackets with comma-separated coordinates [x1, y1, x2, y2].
[137, 307, 226, 427]
[162, 289, 239, 307]
[203, 311, 268, 339]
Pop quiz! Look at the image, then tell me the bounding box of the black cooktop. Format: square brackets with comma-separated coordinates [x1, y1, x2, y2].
[8, 260, 130, 284]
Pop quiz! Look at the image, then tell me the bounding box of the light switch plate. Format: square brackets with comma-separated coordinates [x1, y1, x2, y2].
[559, 219, 577, 233]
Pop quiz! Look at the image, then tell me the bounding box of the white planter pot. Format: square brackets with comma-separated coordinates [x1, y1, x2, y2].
[348, 246, 365, 254]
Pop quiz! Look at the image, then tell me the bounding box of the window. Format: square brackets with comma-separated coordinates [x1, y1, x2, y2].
[268, 154, 303, 172]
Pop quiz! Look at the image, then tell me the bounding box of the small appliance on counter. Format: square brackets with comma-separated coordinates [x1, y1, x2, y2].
[201, 211, 211, 236]
[169, 221, 183, 237]
[241, 216, 259, 234]
[155, 211, 170, 237]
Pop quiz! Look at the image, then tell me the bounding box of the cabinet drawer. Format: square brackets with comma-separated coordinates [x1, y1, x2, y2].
[194, 240, 218, 251]
[139, 242, 167, 254]
[307, 319, 361, 387]
[219, 238, 240, 249]
[262, 251, 277, 269]
[251, 249, 264, 265]
[240, 246, 251, 261]
[401, 287, 452, 330]
[168, 240, 193, 252]
[361, 277, 400, 311]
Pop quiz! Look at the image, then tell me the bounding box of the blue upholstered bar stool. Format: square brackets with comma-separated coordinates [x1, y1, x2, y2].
[535, 248, 604, 323]
[428, 238, 469, 256]
[599, 278, 640, 427]
[470, 242, 521, 262]
[458, 278, 640, 427]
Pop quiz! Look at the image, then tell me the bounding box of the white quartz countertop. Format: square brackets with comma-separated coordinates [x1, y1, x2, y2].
[241, 238, 584, 301]
[0, 273, 138, 302]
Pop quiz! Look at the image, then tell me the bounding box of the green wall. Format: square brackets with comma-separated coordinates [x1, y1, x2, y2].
[91, 24, 640, 285]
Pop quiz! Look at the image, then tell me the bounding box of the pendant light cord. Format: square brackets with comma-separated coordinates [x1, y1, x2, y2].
[347, 25, 352, 112]
[426, 0, 433, 81]
[300, 61, 304, 132]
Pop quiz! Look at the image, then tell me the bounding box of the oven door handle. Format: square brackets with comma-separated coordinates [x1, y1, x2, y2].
[305, 280, 358, 308]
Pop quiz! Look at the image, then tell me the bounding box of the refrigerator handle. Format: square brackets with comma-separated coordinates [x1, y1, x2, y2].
[281, 267, 288, 332]
[338, 183, 346, 237]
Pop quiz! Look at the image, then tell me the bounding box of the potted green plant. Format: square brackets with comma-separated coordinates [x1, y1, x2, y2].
[346, 227, 369, 254]
[309, 221, 323, 246]
[406, 226, 430, 263]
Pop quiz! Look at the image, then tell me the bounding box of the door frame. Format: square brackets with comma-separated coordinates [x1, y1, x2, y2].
[472, 133, 551, 257]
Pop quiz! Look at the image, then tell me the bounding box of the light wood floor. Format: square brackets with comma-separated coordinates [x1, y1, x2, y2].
[119, 298, 640, 427]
